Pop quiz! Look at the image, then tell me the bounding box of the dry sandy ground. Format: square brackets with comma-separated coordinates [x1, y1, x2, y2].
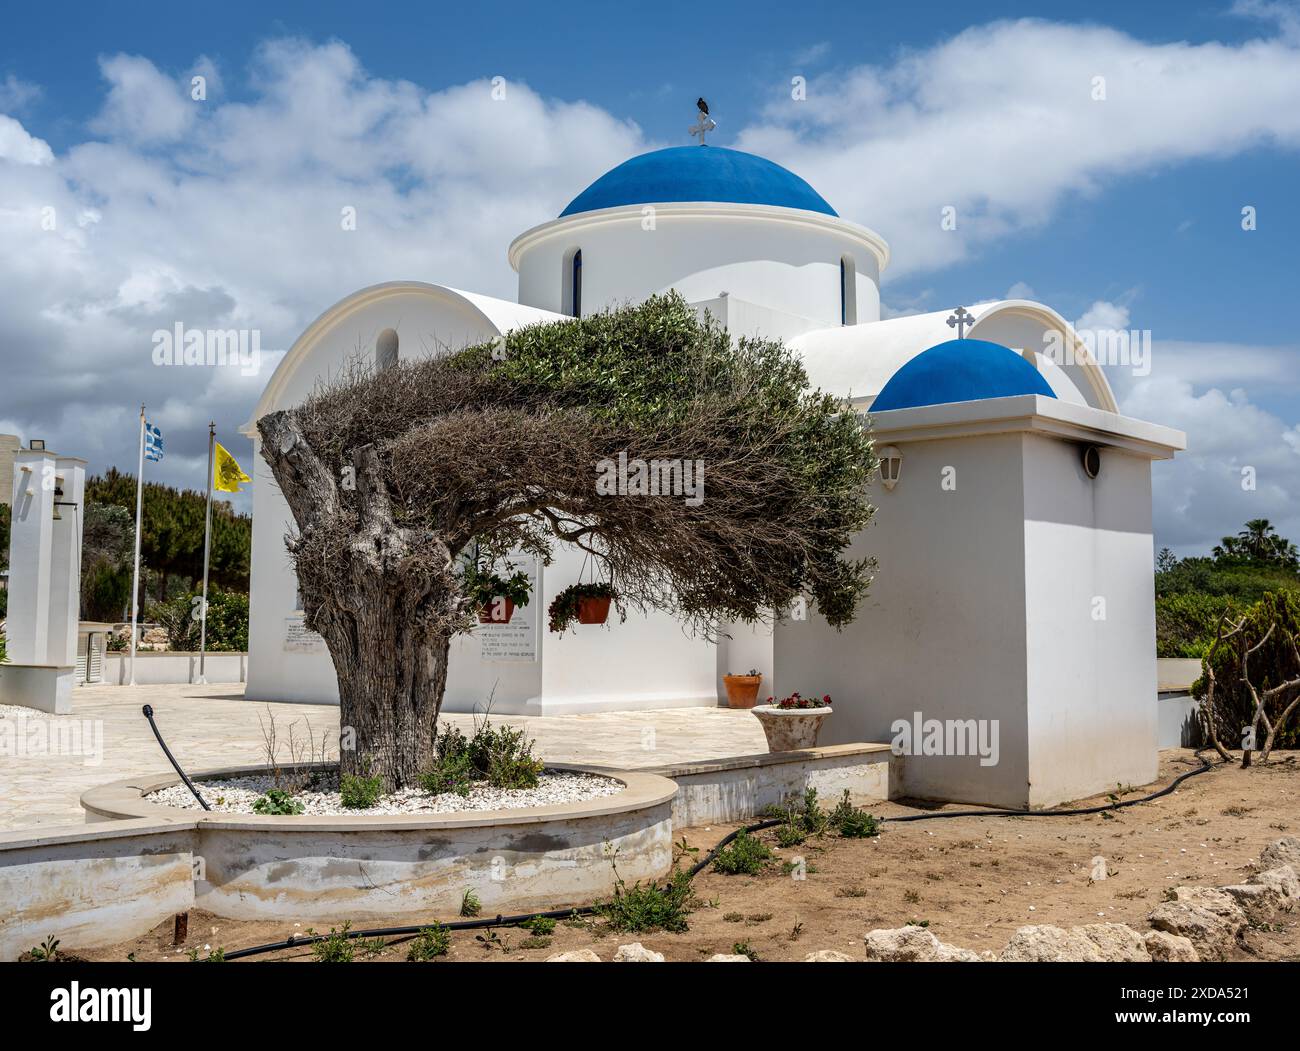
[78, 750, 1300, 963]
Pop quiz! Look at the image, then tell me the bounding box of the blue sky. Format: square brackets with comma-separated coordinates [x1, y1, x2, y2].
[1, 0, 1298, 553]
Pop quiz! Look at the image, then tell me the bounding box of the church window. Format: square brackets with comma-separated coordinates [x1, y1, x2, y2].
[565, 248, 583, 317]
[376, 328, 399, 370]
[840, 255, 857, 325]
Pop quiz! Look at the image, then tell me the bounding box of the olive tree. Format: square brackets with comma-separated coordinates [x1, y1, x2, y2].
[259, 293, 876, 788]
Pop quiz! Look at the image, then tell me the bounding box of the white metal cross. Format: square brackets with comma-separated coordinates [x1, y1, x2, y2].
[689, 110, 717, 145]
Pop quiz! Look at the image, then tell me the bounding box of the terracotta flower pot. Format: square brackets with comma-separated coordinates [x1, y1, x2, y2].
[577, 595, 611, 625]
[751, 704, 831, 751]
[723, 674, 763, 709]
[478, 597, 516, 624]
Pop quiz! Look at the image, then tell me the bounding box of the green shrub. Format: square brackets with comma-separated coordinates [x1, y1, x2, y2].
[252, 788, 304, 815]
[712, 830, 773, 875]
[339, 773, 383, 809]
[310, 923, 354, 963]
[597, 868, 696, 933]
[418, 719, 544, 796]
[732, 940, 759, 961]
[1195, 590, 1300, 750]
[523, 915, 556, 936]
[830, 790, 881, 838]
[406, 924, 450, 961]
[460, 888, 481, 917]
[1155, 591, 1235, 658]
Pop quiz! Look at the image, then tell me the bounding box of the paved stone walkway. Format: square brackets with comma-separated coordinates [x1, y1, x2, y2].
[0, 683, 767, 832]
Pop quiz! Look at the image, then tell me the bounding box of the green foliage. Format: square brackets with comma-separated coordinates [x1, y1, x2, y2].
[547, 581, 616, 634]
[406, 924, 451, 961]
[310, 922, 355, 963]
[0, 628, 7, 665]
[462, 562, 532, 609]
[597, 868, 697, 933]
[830, 790, 882, 838]
[732, 940, 759, 961]
[452, 292, 877, 628]
[339, 773, 384, 809]
[251, 788, 304, 815]
[460, 888, 481, 917]
[85, 468, 251, 597]
[186, 947, 226, 962]
[418, 718, 544, 796]
[1194, 590, 1300, 750]
[27, 935, 60, 962]
[1154, 524, 1300, 657]
[146, 586, 249, 651]
[711, 830, 774, 875]
[79, 502, 136, 621]
[523, 915, 556, 936]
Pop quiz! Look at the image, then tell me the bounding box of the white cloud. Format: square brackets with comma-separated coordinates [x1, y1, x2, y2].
[0, 114, 52, 164]
[0, 73, 42, 113]
[737, 17, 1300, 276]
[89, 53, 198, 144]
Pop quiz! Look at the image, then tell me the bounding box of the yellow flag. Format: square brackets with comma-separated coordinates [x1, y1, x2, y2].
[214, 442, 251, 493]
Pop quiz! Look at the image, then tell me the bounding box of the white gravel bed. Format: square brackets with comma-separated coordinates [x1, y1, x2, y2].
[146, 769, 624, 815]
[0, 704, 59, 719]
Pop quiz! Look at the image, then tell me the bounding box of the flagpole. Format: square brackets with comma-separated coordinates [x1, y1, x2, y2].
[197, 421, 215, 685]
[128, 406, 145, 686]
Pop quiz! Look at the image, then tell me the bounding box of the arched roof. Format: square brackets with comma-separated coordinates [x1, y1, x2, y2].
[791, 299, 1119, 413]
[244, 282, 564, 433]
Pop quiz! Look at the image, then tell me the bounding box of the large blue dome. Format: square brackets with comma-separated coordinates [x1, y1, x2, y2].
[560, 146, 837, 218]
[872, 338, 1057, 412]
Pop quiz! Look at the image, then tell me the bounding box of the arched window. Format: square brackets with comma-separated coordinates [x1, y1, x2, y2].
[376, 328, 399, 370]
[562, 248, 583, 318]
[840, 255, 857, 326]
[571, 249, 582, 317]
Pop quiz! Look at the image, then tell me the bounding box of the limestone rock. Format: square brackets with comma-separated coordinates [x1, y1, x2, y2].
[1148, 889, 1246, 962]
[1074, 923, 1151, 962]
[997, 925, 1104, 962]
[612, 942, 664, 962]
[1251, 864, 1300, 902]
[1219, 882, 1282, 922]
[804, 949, 856, 962]
[707, 953, 751, 962]
[1258, 836, 1300, 872]
[864, 926, 980, 962]
[547, 949, 600, 962]
[1143, 930, 1199, 963]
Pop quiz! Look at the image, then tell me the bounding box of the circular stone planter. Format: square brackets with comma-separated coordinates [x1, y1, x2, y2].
[81, 763, 675, 923]
[751, 705, 832, 751]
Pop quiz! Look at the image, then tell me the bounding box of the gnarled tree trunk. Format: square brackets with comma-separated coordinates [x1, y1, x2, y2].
[258, 410, 459, 790]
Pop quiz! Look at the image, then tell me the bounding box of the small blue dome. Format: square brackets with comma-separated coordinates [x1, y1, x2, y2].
[560, 146, 837, 218]
[872, 338, 1057, 412]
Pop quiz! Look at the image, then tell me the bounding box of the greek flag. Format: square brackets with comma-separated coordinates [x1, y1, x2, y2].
[144, 422, 164, 462]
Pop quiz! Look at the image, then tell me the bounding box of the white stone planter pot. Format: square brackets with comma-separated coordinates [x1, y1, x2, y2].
[751, 705, 831, 752]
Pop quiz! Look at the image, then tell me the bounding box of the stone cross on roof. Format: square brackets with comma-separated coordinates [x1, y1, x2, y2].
[689, 101, 717, 145]
[946, 306, 974, 339]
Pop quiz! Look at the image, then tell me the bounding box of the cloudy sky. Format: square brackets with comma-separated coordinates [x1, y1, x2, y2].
[1, 0, 1298, 554]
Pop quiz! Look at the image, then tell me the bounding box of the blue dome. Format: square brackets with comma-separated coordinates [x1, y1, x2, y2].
[560, 146, 837, 218]
[872, 338, 1057, 412]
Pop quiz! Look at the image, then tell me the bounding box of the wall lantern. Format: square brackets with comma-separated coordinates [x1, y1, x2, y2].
[878, 445, 903, 490]
[1081, 444, 1102, 480]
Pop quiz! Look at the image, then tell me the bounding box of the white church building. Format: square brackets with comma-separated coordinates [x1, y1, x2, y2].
[243, 139, 1185, 808]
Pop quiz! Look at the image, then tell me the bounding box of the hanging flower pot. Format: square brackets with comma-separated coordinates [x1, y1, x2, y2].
[463, 563, 531, 627]
[549, 582, 617, 633]
[478, 597, 516, 625]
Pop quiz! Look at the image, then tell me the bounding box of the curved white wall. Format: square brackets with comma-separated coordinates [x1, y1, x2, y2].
[511, 205, 887, 330]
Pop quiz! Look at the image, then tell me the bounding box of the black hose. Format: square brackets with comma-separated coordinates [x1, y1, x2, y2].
[141, 704, 211, 810]
[218, 753, 1218, 961]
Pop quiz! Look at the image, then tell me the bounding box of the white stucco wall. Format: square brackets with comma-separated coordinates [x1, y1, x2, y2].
[511, 204, 885, 330]
[775, 431, 1033, 808]
[1021, 436, 1159, 804]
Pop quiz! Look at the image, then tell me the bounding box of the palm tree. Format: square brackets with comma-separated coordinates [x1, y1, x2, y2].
[1239, 519, 1277, 560]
